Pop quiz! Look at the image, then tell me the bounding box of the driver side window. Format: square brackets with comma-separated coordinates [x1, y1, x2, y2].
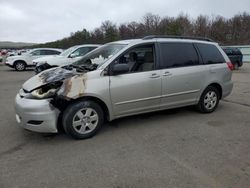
[31, 50, 41, 56]
[113, 44, 155, 73]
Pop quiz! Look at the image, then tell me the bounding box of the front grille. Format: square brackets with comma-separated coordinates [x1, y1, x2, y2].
[27, 120, 43, 125]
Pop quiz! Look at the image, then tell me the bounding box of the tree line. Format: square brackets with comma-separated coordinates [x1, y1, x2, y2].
[34, 12, 250, 49]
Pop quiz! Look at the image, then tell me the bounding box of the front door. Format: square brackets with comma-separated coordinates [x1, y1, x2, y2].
[109, 44, 162, 117]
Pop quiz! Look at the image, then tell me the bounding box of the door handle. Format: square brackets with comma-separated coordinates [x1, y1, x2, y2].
[162, 71, 172, 76]
[150, 73, 160, 78]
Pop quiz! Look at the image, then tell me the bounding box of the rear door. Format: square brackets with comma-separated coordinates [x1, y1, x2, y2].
[195, 43, 230, 90]
[29, 50, 44, 65]
[159, 42, 206, 109]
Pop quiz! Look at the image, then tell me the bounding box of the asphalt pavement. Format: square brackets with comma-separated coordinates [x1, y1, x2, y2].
[0, 64, 249, 188]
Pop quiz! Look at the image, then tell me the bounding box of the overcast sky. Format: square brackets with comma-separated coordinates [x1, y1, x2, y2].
[0, 0, 249, 43]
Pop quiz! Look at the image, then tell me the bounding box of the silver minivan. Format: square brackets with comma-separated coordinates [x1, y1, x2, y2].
[15, 36, 234, 139]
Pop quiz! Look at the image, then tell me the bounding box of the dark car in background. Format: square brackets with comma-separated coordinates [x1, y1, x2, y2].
[222, 47, 243, 69]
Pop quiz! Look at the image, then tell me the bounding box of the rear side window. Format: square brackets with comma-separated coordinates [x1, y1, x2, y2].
[30, 50, 41, 56]
[89, 47, 98, 51]
[40, 50, 60, 55]
[159, 43, 199, 68]
[196, 43, 225, 64]
[50, 50, 61, 55]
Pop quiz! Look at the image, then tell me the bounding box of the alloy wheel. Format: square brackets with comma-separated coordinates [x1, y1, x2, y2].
[72, 108, 99, 134]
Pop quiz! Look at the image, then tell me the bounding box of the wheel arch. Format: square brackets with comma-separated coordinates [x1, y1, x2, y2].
[204, 82, 222, 99]
[14, 60, 27, 66]
[57, 95, 111, 122]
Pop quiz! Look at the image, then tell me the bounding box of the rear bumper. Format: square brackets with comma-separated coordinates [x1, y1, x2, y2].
[222, 81, 233, 98]
[15, 94, 59, 133]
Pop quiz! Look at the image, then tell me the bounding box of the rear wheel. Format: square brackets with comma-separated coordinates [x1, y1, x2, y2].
[62, 100, 104, 139]
[14, 61, 26, 71]
[197, 86, 220, 113]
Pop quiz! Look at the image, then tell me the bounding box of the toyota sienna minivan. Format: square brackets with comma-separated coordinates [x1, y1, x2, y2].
[15, 36, 233, 139]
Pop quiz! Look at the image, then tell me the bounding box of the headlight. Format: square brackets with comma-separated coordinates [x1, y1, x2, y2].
[27, 82, 62, 99]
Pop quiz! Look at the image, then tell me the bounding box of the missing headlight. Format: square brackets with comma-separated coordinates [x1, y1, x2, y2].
[30, 82, 63, 99]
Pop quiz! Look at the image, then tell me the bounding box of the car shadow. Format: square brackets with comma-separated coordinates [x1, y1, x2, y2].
[102, 106, 195, 132]
[4, 68, 35, 72]
[17, 106, 195, 143]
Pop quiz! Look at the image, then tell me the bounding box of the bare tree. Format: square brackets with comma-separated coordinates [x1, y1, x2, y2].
[34, 12, 250, 48]
[194, 15, 210, 37]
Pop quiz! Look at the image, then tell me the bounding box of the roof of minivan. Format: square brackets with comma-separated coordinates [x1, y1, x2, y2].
[111, 38, 217, 46]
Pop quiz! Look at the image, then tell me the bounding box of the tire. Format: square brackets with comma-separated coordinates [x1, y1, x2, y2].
[196, 86, 220, 113]
[62, 100, 104, 139]
[14, 61, 26, 71]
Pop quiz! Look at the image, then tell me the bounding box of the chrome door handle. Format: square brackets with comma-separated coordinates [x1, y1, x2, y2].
[150, 73, 160, 78]
[162, 71, 172, 76]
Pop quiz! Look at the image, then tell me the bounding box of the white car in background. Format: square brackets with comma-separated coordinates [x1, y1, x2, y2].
[34, 44, 100, 73]
[5, 48, 62, 71]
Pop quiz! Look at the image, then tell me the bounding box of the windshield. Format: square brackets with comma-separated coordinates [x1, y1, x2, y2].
[60, 46, 79, 57]
[28, 49, 36, 55]
[73, 43, 126, 67]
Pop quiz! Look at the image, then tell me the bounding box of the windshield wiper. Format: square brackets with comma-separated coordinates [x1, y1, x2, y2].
[80, 63, 98, 71]
[63, 62, 98, 72]
[63, 64, 86, 72]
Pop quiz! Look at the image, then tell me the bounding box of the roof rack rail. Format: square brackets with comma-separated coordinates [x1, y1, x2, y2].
[143, 35, 214, 42]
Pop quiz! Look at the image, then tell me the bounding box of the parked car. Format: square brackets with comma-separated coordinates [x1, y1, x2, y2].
[5, 48, 62, 71]
[15, 36, 233, 139]
[34, 44, 100, 74]
[222, 47, 243, 69]
[0, 49, 8, 63]
[7, 51, 17, 57]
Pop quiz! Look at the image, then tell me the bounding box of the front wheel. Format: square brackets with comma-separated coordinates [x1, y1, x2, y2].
[196, 86, 220, 113]
[62, 101, 104, 139]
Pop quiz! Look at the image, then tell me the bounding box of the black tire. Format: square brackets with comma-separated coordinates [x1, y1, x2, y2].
[196, 86, 220, 113]
[14, 61, 26, 71]
[62, 100, 104, 139]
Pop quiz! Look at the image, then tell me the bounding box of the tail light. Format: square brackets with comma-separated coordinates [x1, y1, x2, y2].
[227, 62, 234, 71]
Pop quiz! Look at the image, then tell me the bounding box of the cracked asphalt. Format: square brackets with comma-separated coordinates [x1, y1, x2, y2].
[0, 64, 249, 188]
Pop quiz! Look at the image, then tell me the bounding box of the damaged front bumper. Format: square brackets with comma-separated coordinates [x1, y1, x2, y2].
[15, 94, 60, 133]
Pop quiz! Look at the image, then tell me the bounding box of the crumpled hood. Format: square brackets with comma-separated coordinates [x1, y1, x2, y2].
[22, 67, 77, 92]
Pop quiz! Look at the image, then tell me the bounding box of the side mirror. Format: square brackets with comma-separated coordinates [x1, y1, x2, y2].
[69, 53, 78, 58]
[112, 64, 129, 75]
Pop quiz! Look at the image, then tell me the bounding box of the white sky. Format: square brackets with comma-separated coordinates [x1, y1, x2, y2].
[0, 0, 249, 43]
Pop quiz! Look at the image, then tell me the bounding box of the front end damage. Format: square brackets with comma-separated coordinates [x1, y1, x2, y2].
[15, 67, 90, 133]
